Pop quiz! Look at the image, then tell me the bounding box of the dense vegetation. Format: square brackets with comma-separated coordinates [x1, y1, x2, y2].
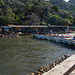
[69, 0, 75, 4]
[0, 0, 75, 26]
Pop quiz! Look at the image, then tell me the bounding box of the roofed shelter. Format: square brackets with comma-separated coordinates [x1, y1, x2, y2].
[8, 25, 48, 34]
[70, 26, 75, 31]
[48, 25, 68, 33]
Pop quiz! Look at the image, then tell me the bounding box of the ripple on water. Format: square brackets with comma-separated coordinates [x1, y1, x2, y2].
[0, 37, 75, 74]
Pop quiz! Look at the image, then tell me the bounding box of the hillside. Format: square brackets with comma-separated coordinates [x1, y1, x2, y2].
[50, 0, 75, 15]
[69, 0, 75, 4]
[0, 0, 75, 26]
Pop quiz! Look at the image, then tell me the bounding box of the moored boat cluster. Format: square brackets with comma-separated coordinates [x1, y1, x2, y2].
[32, 34, 75, 46]
[26, 55, 70, 75]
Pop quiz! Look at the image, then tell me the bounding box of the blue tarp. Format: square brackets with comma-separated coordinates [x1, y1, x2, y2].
[4, 28, 9, 31]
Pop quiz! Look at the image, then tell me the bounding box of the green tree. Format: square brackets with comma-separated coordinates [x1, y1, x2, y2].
[24, 2, 32, 15]
[51, 5, 59, 12]
[59, 18, 72, 25]
[0, 8, 15, 24]
[47, 15, 61, 25]
[26, 13, 40, 25]
[62, 10, 73, 19]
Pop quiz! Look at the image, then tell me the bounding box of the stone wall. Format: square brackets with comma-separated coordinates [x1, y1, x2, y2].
[26, 55, 70, 75]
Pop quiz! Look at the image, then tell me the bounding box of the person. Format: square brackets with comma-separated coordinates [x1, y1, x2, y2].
[48, 28, 53, 34]
[37, 31, 39, 35]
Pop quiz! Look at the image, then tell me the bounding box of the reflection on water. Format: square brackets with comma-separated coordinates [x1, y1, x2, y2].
[0, 36, 75, 74]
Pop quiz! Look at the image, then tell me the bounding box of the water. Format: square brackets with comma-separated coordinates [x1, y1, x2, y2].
[0, 36, 75, 75]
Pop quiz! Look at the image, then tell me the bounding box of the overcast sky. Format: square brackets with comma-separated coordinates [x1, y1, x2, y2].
[64, 0, 69, 2]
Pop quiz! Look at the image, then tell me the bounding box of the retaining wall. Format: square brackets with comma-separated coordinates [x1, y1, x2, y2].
[43, 54, 75, 75]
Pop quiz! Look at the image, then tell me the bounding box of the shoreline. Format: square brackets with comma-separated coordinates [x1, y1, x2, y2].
[26, 55, 71, 75]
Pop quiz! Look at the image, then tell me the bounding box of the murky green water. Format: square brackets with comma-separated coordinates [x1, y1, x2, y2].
[0, 36, 75, 75]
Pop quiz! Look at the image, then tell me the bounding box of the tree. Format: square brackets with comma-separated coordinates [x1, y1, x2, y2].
[24, 2, 32, 15]
[47, 15, 61, 25]
[0, 8, 15, 25]
[26, 13, 40, 25]
[51, 5, 59, 12]
[59, 18, 72, 25]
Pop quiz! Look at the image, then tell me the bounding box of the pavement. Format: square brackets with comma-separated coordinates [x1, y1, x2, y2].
[43, 54, 75, 75]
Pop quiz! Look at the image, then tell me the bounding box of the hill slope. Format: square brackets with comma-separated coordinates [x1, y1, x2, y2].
[0, 0, 75, 26]
[69, 0, 75, 4]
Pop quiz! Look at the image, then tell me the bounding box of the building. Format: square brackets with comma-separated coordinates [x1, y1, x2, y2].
[48, 25, 67, 33]
[1, 25, 73, 36]
[8, 25, 48, 35]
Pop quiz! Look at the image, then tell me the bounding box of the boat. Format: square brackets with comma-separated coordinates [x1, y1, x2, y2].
[67, 39, 73, 45]
[47, 34, 58, 41]
[72, 40, 75, 46]
[0, 34, 2, 37]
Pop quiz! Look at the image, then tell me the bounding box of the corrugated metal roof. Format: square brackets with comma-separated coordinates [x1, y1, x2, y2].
[3, 25, 67, 28]
[8, 25, 48, 28]
[2, 26, 9, 28]
[49, 25, 66, 27]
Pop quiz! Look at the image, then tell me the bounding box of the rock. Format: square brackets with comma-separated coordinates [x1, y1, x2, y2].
[37, 72, 42, 75]
[49, 63, 52, 69]
[30, 72, 35, 75]
[39, 68, 44, 73]
[26, 74, 30, 75]
[27, 55, 70, 75]
[46, 65, 50, 71]
[38, 67, 44, 73]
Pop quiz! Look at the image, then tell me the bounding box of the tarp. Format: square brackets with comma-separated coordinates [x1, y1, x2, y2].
[22, 28, 25, 30]
[4, 28, 9, 31]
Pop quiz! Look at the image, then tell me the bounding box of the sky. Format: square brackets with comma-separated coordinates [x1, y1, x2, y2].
[64, 0, 69, 2]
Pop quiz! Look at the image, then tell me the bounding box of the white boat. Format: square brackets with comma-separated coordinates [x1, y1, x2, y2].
[39, 35, 44, 39]
[47, 34, 58, 41]
[60, 36, 72, 44]
[63, 38, 73, 44]
[72, 42, 75, 46]
[42, 35, 48, 40]
[37, 35, 41, 39]
[52, 37, 60, 42]
[55, 38, 62, 42]
[67, 40, 73, 45]
[47, 36, 52, 40]
[62, 39, 67, 43]
[35, 34, 38, 38]
[71, 40, 75, 46]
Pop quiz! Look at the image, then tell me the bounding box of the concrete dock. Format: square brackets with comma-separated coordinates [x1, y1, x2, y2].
[43, 54, 75, 75]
